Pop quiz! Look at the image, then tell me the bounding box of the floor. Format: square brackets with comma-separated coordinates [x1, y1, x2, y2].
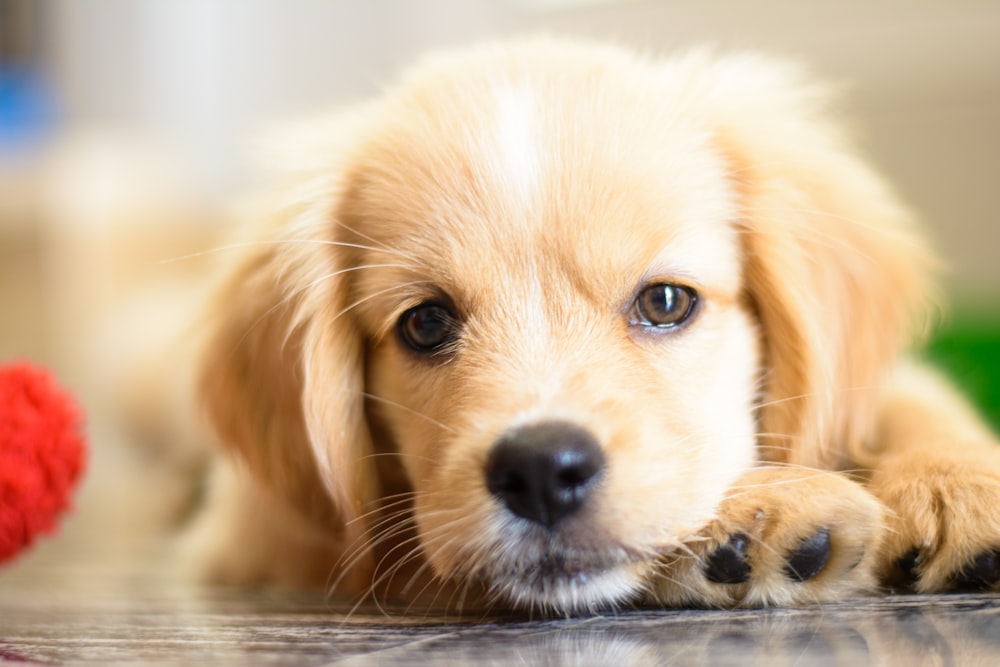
[1, 558, 998, 667]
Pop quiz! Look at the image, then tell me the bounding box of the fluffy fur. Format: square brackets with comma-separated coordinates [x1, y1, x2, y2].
[182, 39, 1000, 613]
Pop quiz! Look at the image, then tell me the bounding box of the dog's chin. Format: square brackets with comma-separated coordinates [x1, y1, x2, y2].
[450, 521, 657, 613]
[487, 555, 648, 613]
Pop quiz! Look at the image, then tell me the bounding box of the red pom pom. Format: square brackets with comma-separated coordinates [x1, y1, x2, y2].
[0, 363, 88, 564]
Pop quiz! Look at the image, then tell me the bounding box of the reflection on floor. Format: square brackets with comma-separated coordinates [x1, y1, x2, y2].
[1, 562, 998, 666]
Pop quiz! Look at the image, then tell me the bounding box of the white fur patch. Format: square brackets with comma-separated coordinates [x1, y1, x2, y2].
[490, 83, 540, 207]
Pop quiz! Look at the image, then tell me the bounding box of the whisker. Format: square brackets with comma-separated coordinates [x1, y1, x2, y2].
[337, 520, 429, 620]
[341, 504, 473, 610]
[362, 392, 459, 435]
[370, 535, 431, 611]
[404, 532, 469, 614]
[331, 280, 435, 324]
[646, 559, 708, 607]
[330, 220, 424, 265]
[343, 504, 414, 543]
[221, 267, 424, 363]
[399, 552, 439, 599]
[328, 503, 419, 595]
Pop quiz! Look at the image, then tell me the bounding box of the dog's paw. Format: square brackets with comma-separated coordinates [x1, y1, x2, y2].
[869, 447, 1000, 593]
[647, 467, 885, 608]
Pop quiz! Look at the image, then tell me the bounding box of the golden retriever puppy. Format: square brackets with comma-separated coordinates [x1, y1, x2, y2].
[184, 39, 1000, 612]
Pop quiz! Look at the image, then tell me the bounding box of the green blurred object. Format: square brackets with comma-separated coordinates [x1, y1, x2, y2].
[926, 309, 1000, 433]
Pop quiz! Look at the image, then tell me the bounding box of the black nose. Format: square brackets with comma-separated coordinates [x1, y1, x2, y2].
[485, 421, 606, 530]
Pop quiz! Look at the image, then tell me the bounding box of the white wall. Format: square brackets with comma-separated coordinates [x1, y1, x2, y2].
[41, 0, 1000, 297]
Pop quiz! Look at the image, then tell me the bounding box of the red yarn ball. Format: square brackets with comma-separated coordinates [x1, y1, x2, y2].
[0, 363, 88, 564]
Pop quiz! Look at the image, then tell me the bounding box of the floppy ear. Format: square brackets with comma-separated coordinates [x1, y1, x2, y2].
[706, 55, 937, 468]
[198, 174, 378, 550]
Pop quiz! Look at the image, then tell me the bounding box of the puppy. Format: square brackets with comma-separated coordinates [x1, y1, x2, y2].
[184, 39, 1000, 612]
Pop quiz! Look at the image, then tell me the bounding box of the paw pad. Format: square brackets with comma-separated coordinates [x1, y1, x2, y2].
[704, 533, 750, 584]
[784, 527, 831, 582]
[950, 549, 1000, 592]
[884, 546, 1000, 593]
[703, 528, 836, 586]
[885, 547, 922, 592]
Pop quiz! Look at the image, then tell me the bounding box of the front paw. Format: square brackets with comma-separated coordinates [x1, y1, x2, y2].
[648, 467, 885, 607]
[870, 447, 1000, 593]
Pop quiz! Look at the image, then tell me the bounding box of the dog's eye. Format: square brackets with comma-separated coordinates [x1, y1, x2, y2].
[631, 283, 698, 329]
[398, 303, 459, 354]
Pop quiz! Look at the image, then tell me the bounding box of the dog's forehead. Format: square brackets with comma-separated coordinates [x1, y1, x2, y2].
[349, 60, 742, 304]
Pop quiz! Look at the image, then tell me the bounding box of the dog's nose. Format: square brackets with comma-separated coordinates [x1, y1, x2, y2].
[485, 421, 605, 529]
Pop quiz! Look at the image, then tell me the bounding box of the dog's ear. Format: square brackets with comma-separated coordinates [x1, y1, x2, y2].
[198, 169, 378, 553]
[706, 55, 937, 468]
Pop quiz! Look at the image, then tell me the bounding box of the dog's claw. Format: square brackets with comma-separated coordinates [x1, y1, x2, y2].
[704, 533, 751, 584]
[784, 527, 831, 582]
[950, 549, 1000, 592]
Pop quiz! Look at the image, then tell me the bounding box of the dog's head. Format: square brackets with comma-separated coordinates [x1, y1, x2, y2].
[200, 41, 932, 611]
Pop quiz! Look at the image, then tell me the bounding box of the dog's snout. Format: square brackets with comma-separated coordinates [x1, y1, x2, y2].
[485, 422, 605, 529]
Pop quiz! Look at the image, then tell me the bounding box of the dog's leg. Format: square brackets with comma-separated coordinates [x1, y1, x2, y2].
[646, 467, 885, 607]
[865, 363, 1000, 593]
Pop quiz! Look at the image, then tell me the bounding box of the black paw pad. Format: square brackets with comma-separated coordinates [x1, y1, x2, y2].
[704, 533, 751, 584]
[785, 527, 831, 582]
[951, 550, 1000, 592]
[884, 547, 922, 592]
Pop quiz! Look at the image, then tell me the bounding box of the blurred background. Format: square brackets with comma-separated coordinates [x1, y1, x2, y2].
[1, 0, 998, 454]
